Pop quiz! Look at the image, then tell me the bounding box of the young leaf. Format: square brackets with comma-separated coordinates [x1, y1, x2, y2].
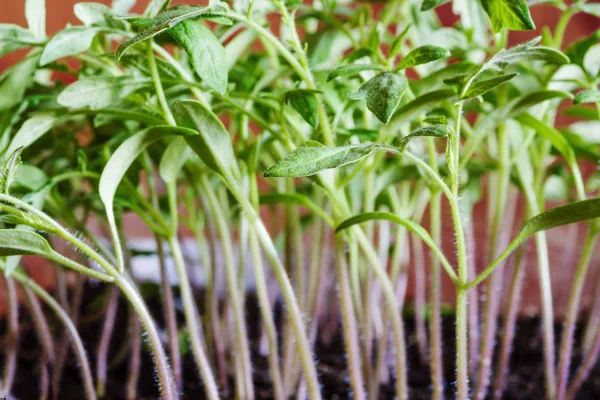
[565, 30, 600, 69]
[40, 27, 103, 66]
[26, 0, 46, 40]
[285, 89, 319, 128]
[398, 125, 449, 151]
[510, 90, 572, 114]
[491, 37, 569, 66]
[0, 24, 40, 57]
[5, 114, 56, 156]
[389, 24, 411, 59]
[421, 0, 450, 11]
[574, 90, 600, 105]
[264, 143, 374, 178]
[0, 229, 113, 281]
[100, 125, 197, 211]
[168, 20, 227, 94]
[158, 137, 191, 185]
[397, 45, 450, 70]
[461, 72, 517, 100]
[112, 0, 136, 14]
[478, 0, 535, 32]
[0, 229, 54, 258]
[57, 76, 152, 110]
[335, 211, 457, 282]
[0, 55, 39, 112]
[0, 147, 24, 194]
[99, 125, 197, 271]
[580, 4, 600, 18]
[172, 100, 240, 181]
[327, 64, 386, 82]
[145, 0, 171, 16]
[348, 72, 408, 124]
[472, 198, 600, 287]
[115, 5, 219, 60]
[74, 2, 127, 29]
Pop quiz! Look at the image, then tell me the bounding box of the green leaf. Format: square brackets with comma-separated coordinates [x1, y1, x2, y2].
[510, 90, 573, 114]
[580, 4, 600, 18]
[326, 64, 386, 82]
[491, 37, 569, 66]
[5, 114, 56, 157]
[168, 20, 227, 94]
[40, 26, 103, 66]
[0, 55, 39, 112]
[565, 30, 600, 69]
[115, 5, 223, 60]
[259, 192, 334, 227]
[285, 89, 319, 128]
[0, 229, 53, 258]
[112, 0, 136, 15]
[348, 72, 408, 124]
[172, 100, 240, 181]
[421, 0, 450, 11]
[158, 137, 191, 185]
[100, 125, 197, 211]
[479, 0, 535, 32]
[389, 24, 411, 59]
[335, 211, 457, 282]
[26, 0, 46, 40]
[99, 125, 197, 271]
[516, 112, 585, 199]
[264, 143, 374, 178]
[398, 125, 449, 151]
[574, 90, 600, 105]
[397, 45, 450, 70]
[74, 2, 127, 29]
[0, 147, 24, 194]
[0, 24, 41, 57]
[145, 0, 171, 16]
[461, 72, 517, 99]
[57, 75, 152, 110]
[473, 198, 600, 287]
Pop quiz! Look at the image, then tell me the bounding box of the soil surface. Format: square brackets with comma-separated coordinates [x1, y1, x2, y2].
[2, 282, 599, 399]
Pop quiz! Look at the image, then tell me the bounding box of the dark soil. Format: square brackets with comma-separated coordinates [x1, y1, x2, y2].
[2, 282, 599, 399]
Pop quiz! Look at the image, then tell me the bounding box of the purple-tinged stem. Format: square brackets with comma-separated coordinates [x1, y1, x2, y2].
[126, 312, 142, 400]
[556, 230, 598, 400]
[1, 276, 18, 394]
[96, 286, 120, 398]
[492, 245, 526, 399]
[565, 324, 600, 400]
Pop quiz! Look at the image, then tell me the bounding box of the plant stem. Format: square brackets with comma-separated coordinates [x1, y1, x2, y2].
[0, 275, 18, 394]
[96, 285, 120, 398]
[475, 123, 512, 400]
[493, 244, 527, 399]
[334, 235, 366, 400]
[195, 176, 254, 400]
[143, 153, 183, 389]
[2, 267, 97, 400]
[446, 101, 470, 400]
[556, 229, 599, 400]
[126, 312, 142, 400]
[233, 190, 322, 400]
[565, 325, 600, 400]
[429, 190, 444, 399]
[248, 227, 286, 400]
[0, 194, 178, 400]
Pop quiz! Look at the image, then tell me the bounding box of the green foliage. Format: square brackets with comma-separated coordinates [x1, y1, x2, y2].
[348, 72, 409, 123]
[168, 20, 227, 94]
